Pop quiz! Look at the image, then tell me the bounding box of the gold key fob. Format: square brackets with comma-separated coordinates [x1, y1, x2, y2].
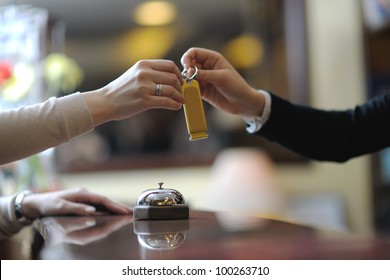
[181, 67, 208, 141]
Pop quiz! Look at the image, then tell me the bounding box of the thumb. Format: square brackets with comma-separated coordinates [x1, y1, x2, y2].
[180, 53, 193, 70]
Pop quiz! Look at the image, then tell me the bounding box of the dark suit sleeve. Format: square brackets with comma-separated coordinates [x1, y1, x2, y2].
[257, 92, 390, 162]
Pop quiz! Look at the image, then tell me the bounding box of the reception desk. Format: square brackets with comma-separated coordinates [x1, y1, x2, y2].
[32, 211, 390, 260]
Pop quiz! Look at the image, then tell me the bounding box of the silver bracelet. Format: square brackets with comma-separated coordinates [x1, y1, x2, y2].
[14, 190, 34, 224]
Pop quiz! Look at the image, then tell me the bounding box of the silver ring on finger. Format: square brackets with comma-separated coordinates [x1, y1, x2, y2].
[155, 83, 162, 96]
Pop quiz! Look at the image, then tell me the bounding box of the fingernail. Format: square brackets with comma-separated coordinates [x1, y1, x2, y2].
[85, 220, 96, 226]
[85, 206, 96, 213]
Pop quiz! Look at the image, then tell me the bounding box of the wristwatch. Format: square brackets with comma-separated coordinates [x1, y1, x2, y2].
[14, 190, 34, 224]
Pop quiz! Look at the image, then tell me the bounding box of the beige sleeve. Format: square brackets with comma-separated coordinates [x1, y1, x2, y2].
[0, 92, 94, 165]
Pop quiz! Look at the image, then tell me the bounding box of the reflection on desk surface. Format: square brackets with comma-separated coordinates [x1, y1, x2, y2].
[34, 211, 390, 260]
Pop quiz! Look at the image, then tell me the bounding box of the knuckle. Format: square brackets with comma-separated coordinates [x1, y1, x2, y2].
[135, 60, 149, 68]
[74, 187, 87, 194]
[54, 200, 65, 210]
[167, 60, 177, 70]
[136, 70, 149, 81]
[165, 74, 179, 86]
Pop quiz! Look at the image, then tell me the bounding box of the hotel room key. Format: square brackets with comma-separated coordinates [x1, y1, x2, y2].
[181, 66, 208, 141]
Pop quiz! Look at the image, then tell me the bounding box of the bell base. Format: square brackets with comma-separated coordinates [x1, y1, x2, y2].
[133, 205, 189, 220]
[133, 219, 190, 235]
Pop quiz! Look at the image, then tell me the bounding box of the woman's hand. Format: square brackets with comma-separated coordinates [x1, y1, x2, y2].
[22, 188, 132, 219]
[181, 47, 264, 119]
[82, 59, 185, 126]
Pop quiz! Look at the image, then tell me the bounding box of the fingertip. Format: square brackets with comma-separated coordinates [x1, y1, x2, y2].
[120, 206, 132, 215]
[85, 219, 96, 226]
[171, 102, 183, 111]
[180, 55, 191, 70]
[85, 206, 96, 214]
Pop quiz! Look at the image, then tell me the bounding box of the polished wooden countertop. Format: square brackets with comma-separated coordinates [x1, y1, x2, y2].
[33, 211, 390, 260]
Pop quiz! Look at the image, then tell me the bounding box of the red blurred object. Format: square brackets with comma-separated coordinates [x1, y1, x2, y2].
[0, 61, 12, 84]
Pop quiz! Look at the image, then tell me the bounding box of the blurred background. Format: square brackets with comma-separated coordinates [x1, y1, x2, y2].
[1, 0, 390, 253]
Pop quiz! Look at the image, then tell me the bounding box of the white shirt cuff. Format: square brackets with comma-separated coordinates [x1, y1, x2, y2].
[244, 90, 272, 134]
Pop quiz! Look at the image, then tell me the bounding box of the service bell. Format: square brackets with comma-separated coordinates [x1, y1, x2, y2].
[133, 182, 189, 220]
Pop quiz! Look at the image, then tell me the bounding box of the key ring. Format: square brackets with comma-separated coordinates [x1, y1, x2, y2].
[181, 66, 198, 82]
